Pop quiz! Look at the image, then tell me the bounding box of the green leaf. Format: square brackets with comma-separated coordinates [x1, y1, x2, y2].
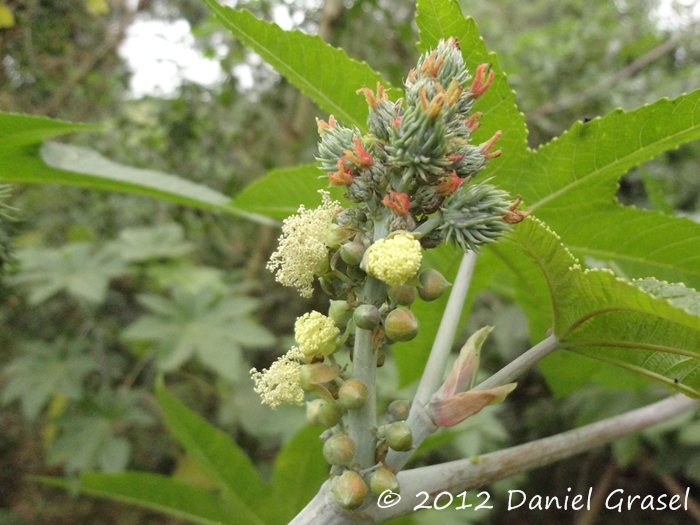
[634, 278, 700, 317]
[108, 223, 194, 262]
[37, 472, 237, 525]
[270, 425, 327, 524]
[123, 286, 275, 381]
[514, 89, 700, 288]
[155, 380, 268, 525]
[232, 163, 343, 220]
[415, 0, 530, 178]
[511, 217, 700, 397]
[0, 112, 276, 226]
[200, 0, 395, 132]
[8, 243, 127, 304]
[1, 340, 97, 419]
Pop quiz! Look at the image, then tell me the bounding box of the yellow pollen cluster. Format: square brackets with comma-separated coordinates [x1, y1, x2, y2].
[267, 191, 343, 298]
[295, 311, 340, 356]
[366, 233, 422, 286]
[250, 347, 306, 409]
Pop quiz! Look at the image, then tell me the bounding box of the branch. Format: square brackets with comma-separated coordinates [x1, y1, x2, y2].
[525, 20, 699, 120]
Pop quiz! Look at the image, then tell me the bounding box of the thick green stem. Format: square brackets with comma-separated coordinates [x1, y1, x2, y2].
[347, 327, 377, 468]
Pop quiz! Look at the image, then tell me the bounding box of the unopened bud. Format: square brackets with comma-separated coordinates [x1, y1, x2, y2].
[370, 467, 400, 496]
[389, 284, 415, 306]
[386, 421, 413, 451]
[306, 399, 324, 426]
[418, 268, 451, 302]
[340, 241, 365, 266]
[353, 304, 381, 331]
[331, 470, 368, 510]
[384, 308, 419, 342]
[387, 400, 411, 422]
[323, 434, 356, 466]
[329, 300, 353, 328]
[317, 400, 344, 428]
[338, 379, 368, 410]
[299, 364, 341, 391]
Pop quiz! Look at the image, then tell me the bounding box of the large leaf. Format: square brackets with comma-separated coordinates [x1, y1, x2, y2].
[155, 380, 268, 525]
[511, 217, 700, 397]
[38, 473, 237, 525]
[415, 0, 530, 179]
[201, 0, 395, 132]
[0, 112, 276, 225]
[511, 89, 700, 288]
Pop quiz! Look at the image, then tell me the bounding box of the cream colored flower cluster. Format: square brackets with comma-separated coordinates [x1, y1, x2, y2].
[250, 347, 306, 409]
[266, 191, 342, 298]
[295, 311, 340, 356]
[365, 233, 422, 286]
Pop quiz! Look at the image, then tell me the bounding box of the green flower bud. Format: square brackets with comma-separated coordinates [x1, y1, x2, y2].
[306, 399, 324, 426]
[418, 268, 451, 302]
[299, 364, 341, 391]
[353, 304, 381, 331]
[317, 400, 344, 428]
[314, 254, 331, 276]
[386, 421, 413, 451]
[384, 308, 419, 342]
[387, 400, 411, 422]
[329, 300, 353, 328]
[370, 468, 400, 497]
[323, 434, 356, 466]
[389, 284, 416, 306]
[340, 241, 365, 266]
[331, 470, 368, 510]
[338, 379, 368, 410]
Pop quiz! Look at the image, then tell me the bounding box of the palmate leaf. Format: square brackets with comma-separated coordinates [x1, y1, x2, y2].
[201, 0, 396, 133]
[0, 112, 276, 226]
[510, 217, 700, 397]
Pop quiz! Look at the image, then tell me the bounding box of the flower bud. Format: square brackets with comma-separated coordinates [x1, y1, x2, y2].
[299, 364, 341, 391]
[387, 400, 411, 422]
[370, 468, 400, 496]
[353, 304, 381, 331]
[306, 399, 324, 426]
[338, 379, 368, 410]
[331, 470, 368, 510]
[384, 308, 419, 342]
[386, 421, 413, 451]
[389, 284, 415, 306]
[339, 241, 365, 266]
[418, 268, 451, 302]
[323, 434, 356, 466]
[329, 300, 353, 328]
[317, 400, 344, 428]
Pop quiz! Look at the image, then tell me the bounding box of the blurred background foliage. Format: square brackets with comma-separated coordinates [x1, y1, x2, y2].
[1, 0, 700, 523]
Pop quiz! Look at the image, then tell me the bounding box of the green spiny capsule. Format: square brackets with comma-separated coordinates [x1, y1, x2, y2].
[370, 467, 400, 497]
[338, 379, 368, 410]
[329, 300, 353, 328]
[389, 284, 416, 306]
[387, 400, 411, 422]
[331, 470, 368, 510]
[323, 434, 356, 466]
[384, 308, 419, 342]
[418, 268, 451, 302]
[340, 241, 365, 266]
[353, 304, 381, 331]
[386, 421, 413, 452]
[317, 400, 344, 428]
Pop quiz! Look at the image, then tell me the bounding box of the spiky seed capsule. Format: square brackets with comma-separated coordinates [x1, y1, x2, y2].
[386, 421, 413, 451]
[418, 268, 451, 301]
[338, 379, 368, 410]
[384, 308, 419, 342]
[387, 400, 411, 422]
[331, 470, 368, 510]
[370, 468, 400, 496]
[323, 434, 356, 466]
[353, 304, 381, 330]
[317, 400, 344, 428]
